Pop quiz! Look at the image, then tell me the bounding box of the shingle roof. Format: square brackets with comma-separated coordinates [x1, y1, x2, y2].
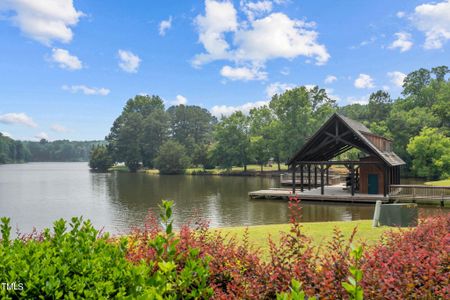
[287, 113, 406, 167]
[338, 114, 405, 166]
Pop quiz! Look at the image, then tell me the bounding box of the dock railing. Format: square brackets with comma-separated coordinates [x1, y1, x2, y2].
[280, 173, 341, 186]
[389, 184, 450, 206]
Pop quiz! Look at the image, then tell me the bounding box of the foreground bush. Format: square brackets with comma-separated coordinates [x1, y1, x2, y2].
[0, 217, 146, 299]
[126, 199, 450, 299]
[0, 206, 211, 299]
[1, 200, 449, 299]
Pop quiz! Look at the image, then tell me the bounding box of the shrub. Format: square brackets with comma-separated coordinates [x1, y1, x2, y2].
[89, 145, 113, 172]
[361, 214, 450, 299]
[153, 140, 191, 174]
[0, 201, 212, 299]
[0, 217, 147, 299]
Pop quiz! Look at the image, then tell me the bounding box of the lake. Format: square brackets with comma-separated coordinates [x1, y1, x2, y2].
[0, 162, 444, 235]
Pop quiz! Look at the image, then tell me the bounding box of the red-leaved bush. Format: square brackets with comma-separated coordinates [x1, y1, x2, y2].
[362, 214, 450, 299]
[125, 199, 450, 299]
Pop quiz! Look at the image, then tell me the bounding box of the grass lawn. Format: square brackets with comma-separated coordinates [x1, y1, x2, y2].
[143, 164, 289, 175]
[214, 220, 397, 257]
[425, 179, 450, 186]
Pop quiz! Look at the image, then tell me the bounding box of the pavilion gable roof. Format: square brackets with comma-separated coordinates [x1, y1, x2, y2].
[287, 113, 405, 167]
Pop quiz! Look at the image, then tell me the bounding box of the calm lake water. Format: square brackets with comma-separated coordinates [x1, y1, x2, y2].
[0, 162, 445, 235]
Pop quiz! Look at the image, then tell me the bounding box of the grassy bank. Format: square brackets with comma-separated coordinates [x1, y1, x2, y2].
[110, 164, 353, 176]
[214, 220, 396, 257]
[425, 178, 450, 186]
[142, 164, 290, 175]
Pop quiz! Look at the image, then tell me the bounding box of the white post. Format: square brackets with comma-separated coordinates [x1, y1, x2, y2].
[372, 200, 382, 227]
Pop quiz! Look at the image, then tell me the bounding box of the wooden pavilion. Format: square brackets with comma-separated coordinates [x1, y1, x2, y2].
[287, 113, 405, 197]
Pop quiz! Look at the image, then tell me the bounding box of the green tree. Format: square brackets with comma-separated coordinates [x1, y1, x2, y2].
[269, 86, 335, 161]
[89, 145, 113, 172]
[402, 68, 432, 97]
[337, 103, 368, 123]
[167, 105, 216, 164]
[249, 106, 275, 171]
[250, 136, 270, 171]
[431, 65, 449, 82]
[407, 127, 450, 179]
[432, 80, 450, 131]
[154, 140, 191, 174]
[367, 90, 392, 122]
[387, 103, 440, 164]
[211, 111, 251, 171]
[116, 112, 143, 172]
[106, 95, 168, 170]
[141, 110, 169, 168]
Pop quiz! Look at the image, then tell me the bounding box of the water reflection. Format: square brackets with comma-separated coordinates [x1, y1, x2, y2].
[0, 162, 447, 235]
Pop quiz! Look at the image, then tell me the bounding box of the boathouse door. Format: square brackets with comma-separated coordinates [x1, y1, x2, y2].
[368, 174, 379, 194]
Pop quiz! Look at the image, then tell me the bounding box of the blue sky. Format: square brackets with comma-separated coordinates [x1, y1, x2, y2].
[0, 0, 449, 141]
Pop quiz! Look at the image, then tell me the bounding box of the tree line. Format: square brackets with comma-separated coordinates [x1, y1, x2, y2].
[90, 65, 449, 179]
[0, 136, 103, 164]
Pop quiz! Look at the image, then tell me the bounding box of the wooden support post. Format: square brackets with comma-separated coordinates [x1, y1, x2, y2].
[292, 164, 296, 194]
[300, 163, 304, 192]
[350, 163, 355, 196]
[308, 164, 311, 190]
[383, 166, 388, 197]
[314, 165, 317, 188]
[320, 165, 325, 195]
[326, 167, 329, 185]
[356, 167, 359, 191]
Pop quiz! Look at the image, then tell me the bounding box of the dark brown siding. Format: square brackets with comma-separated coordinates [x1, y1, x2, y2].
[359, 156, 384, 194]
[362, 132, 392, 151]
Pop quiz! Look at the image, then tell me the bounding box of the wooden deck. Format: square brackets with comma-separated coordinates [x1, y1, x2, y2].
[249, 184, 389, 204]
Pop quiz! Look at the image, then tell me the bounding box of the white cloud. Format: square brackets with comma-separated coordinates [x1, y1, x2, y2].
[62, 85, 110, 96]
[193, 1, 329, 80]
[159, 16, 172, 36]
[118, 50, 141, 73]
[241, 0, 273, 21]
[1, 132, 12, 138]
[50, 48, 82, 70]
[0, 0, 84, 45]
[396, 11, 406, 18]
[211, 100, 269, 118]
[280, 67, 289, 75]
[35, 132, 49, 141]
[347, 95, 369, 105]
[220, 65, 267, 80]
[412, 0, 450, 49]
[234, 13, 329, 65]
[387, 71, 406, 87]
[354, 74, 375, 89]
[50, 124, 68, 133]
[265, 82, 295, 98]
[389, 32, 413, 52]
[325, 88, 341, 101]
[0, 113, 37, 127]
[350, 36, 377, 49]
[193, 0, 238, 66]
[171, 95, 188, 105]
[324, 75, 337, 84]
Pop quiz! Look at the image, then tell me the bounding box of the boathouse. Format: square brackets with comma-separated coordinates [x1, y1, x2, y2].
[287, 113, 405, 197]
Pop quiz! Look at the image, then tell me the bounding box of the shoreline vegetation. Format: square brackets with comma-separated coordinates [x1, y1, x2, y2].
[109, 164, 450, 186]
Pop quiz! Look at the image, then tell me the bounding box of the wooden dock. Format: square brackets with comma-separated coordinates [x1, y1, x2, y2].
[249, 184, 389, 204]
